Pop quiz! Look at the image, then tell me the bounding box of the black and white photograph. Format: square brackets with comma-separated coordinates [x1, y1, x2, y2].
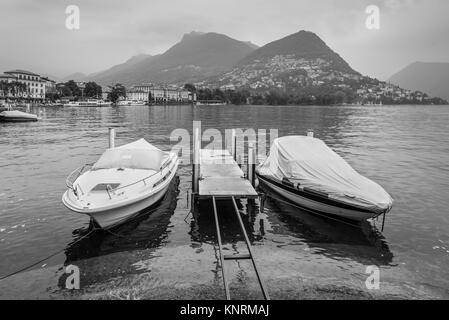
[0, 0, 448, 307]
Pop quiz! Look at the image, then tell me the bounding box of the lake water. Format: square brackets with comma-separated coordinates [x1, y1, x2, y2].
[0, 104, 448, 299]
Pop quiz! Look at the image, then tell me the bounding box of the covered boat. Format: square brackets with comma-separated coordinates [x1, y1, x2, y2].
[62, 139, 179, 229]
[0, 110, 38, 122]
[256, 136, 393, 222]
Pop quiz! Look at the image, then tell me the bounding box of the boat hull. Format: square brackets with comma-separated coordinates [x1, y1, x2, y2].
[0, 114, 38, 122]
[257, 174, 382, 222]
[85, 181, 172, 229]
[116, 101, 146, 106]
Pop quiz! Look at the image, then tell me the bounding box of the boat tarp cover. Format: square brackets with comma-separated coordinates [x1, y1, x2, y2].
[258, 136, 393, 213]
[0, 110, 38, 119]
[92, 139, 168, 171]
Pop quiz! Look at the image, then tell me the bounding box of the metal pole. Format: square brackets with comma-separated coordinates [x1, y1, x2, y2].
[192, 126, 200, 193]
[307, 129, 314, 138]
[247, 142, 256, 187]
[231, 129, 236, 161]
[381, 212, 386, 232]
[231, 197, 270, 300]
[108, 128, 115, 148]
[212, 197, 230, 300]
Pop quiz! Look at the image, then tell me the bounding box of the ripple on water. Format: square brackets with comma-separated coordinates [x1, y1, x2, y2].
[0, 105, 448, 299]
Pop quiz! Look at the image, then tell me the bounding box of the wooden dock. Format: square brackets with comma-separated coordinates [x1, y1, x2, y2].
[198, 149, 258, 199]
[191, 127, 269, 300]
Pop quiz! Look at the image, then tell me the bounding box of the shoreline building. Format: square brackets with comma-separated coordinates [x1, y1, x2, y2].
[129, 84, 193, 103]
[0, 69, 51, 102]
[42, 77, 56, 96]
[101, 86, 111, 101]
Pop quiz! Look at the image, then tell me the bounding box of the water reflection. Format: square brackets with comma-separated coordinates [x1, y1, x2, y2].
[1, 105, 448, 297]
[63, 177, 179, 263]
[261, 189, 393, 266]
[190, 189, 392, 268]
[189, 198, 262, 245]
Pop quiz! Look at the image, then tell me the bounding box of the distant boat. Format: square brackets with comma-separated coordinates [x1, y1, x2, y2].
[256, 136, 393, 222]
[43, 102, 63, 107]
[196, 100, 226, 106]
[116, 100, 147, 106]
[62, 139, 179, 229]
[0, 110, 38, 122]
[63, 99, 112, 107]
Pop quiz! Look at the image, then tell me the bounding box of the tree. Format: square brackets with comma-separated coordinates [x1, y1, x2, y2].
[59, 84, 73, 97]
[107, 84, 126, 103]
[65, 80, 81, 97]
[334, 91, 346, 104]
[46, 92, 60, 102]
[84, 82, 102, 98]
[184, 83, 196, 93]
[1, 81, 27, 98]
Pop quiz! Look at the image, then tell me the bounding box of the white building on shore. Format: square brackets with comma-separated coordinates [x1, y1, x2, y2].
[41, 77, 56, 95]
[129, 84, 193, 103]
[0, 69, 51, 101]
[126, 89, 147, 102]
[4, 70, 45, 100]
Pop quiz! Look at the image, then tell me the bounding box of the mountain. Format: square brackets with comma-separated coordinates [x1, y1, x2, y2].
[389, 62, 449, 101]
[238, 30, 355, 73]
[61, 72, 88, 82]
[89, 32, 257, 86]
[89, 54, 157, 85]
[208, 30, 361, 90]
[244, 41, 259, 50]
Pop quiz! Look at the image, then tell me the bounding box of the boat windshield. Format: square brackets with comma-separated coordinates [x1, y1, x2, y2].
[92, 148, 168, 171]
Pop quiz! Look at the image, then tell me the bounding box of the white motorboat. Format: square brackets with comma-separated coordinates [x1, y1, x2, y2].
[62, 139, 179, 229]
[0, 110, 38, 122]
[256, 136, 393, 222]
[116, 100, 147, 106]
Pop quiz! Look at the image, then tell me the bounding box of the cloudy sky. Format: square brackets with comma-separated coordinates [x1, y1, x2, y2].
[0, 0, 448, 80]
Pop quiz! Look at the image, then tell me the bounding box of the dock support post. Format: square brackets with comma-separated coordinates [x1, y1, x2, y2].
[231, 129, 237, 161]
[307, 129, 314, 138]
[192, 125, 200, 194]
[247, 142, 256, 187]
[108, 128, 115, 148]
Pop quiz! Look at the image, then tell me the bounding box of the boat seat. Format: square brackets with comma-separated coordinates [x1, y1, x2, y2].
[90, 183, 121, 192]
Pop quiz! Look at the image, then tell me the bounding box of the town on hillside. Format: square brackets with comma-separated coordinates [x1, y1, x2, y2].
[0, 67, 446, 107]
[196, 54, 447, 105]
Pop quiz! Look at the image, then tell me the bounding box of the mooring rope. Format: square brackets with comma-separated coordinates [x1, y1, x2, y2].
[0, 179, 182, 282]
[0, 227, 97, 281]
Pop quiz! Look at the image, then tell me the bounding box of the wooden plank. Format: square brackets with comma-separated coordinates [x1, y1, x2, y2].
[198, 149, 258, 198]
[200, 149, 235, 165]
[201, 164, 243, 178]
[223, 253, 251, 260]
[199, 177, 257, 198]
